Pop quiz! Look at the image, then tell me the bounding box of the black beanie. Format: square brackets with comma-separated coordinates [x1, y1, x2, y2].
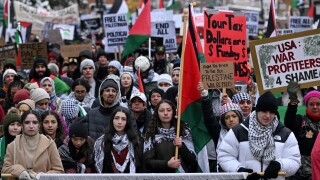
[69, 118, 88, 138]
[256, 91, 278, 114]
[33, 56, 47, 67]
[148, 88, 165, 101]
[100, 79, 119, 93]
[3, 113, 21, 131]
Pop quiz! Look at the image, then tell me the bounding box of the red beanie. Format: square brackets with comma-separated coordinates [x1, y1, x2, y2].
[13, 89, 30, 104]
[48, 53, 59, 60]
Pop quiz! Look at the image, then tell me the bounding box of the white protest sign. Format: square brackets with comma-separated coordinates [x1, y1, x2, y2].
[245, 11, 259, 36]
[151, 21, 177, 53]
[250, 29, 320, 93]
[151, 9, 173, 22]
[14, 1, 79, 36]
[277, 29, 294, 36]
[173, 14, 182, 28]
[194, 13, 204, 27]
[53, 24, 75, 40]
[289, 16, 312, 32]
[103, 13, 129, 53]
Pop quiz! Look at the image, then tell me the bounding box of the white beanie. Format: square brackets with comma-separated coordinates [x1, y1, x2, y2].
[157, 74, 173, 86]
[80, 58, 95, 72]
[3, 69, 17, 81]
[108, 60, 122, 74]
[30, 88, 50, 103]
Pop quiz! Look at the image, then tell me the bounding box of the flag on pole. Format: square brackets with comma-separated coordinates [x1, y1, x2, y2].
[138, 0, 148, 14]
[15, 22, 23, 67]
[166, 0, 181, 10]
[121, 0, 150, 63]
[264, 0, 277, 38]
[308, 3, 314, 18]
[179, 3, 211, 172]
[159, 0, 164, 9]
[108, 0, 129, 14]
[3, 0, 9, 27]
[138, 67, 144, 93]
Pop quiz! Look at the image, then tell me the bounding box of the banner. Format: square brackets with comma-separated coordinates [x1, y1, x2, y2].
[245, 11, 259, 36]
[103, 13, 129, 53]
[60, 44, 91, 58]
[19, 42, 47, 70]
[277, 29, 294, 36]
[250, 29, 320, 93]
[289, 16, 312, 33]
[204, 10, 249, 82]
[14, 1, 80, 36]
[53, 24, 75, 40]
[0, 44, 17, 63]
[200, 62, 234, 89]
[151, 21, 177, 52]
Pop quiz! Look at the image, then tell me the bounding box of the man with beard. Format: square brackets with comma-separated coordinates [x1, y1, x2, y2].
[80, 59, 101, 98]
[29, 56, 70, 97]
[86, 74, 136, 140]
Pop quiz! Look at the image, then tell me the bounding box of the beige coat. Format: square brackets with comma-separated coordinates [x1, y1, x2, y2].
[1, 134, 64, 177]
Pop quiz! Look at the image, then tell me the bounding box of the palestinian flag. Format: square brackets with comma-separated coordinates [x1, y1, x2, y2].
[179, 3, 210, 172]
[138, 0, 148, 14]
[15, 22, 23, 67]
[166, 0, 181, 10]
[3, 0, 9, 27]
[108, 0, 130, 22]
[264, 0, 277, 38]
[159, 0, 164, 9]
[308, 3, 314, 18]
[121, 0, 150, 63]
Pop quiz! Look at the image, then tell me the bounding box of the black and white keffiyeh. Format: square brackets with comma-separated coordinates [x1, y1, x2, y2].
[248, 111, 279, 161]
[111, 134, 135, 173]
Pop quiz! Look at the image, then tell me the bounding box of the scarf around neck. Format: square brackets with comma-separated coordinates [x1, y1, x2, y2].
[248, 111, 279, 161]
[111, 134, 135, 173]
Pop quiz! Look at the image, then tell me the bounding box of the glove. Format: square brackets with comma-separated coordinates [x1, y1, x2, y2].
[247, 172, 262, 180]
[287, 81, 300, 103]
[19, 171, 32, 180]
[238, 167, 253, 173]
[264, 160, 281, 179]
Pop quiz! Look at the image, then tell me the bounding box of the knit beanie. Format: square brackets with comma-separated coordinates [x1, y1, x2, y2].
[220, 103, 242, 116]
[255, 91, 278, 114]
[48, 52, 59, 60]
[30, 88, 50, 103]
[61, 98, 79, 120]
[108, 60, 122, 74]
[17, 99, 35, 110]
[149, 88, 165, 100]
[69, 118, 88, 138]
[33, 56, 47, 67]
[157, 74, 173, 86]
[3, 69, 17, 81]
[3, 113, 21, 131]
[100, 79, 119, 92]
[80, 58, 95, 72]
[232, 92, 253, 104]
[13, 89, 30, 104]
[304, 90, 320, 104]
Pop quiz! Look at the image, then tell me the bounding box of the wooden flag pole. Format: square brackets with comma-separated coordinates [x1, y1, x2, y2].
[175, 7, 189, 160]
[114, 48, 118, 61]
[118, 45, 122, 61]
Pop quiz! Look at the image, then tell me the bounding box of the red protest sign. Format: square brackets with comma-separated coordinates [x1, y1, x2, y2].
[204, 10, 249, 82]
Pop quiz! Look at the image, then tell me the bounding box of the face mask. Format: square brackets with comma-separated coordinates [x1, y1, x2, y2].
[159, 86, 170, 93]
[35, 108, 46, 115]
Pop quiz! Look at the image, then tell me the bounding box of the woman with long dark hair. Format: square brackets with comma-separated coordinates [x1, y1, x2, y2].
[93, 106, 142, 173]
[143, 100, 198, 173]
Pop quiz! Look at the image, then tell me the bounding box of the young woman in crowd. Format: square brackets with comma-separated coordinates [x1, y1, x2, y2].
[40, 77, 62, 113]
[0, 113, 21, 167]
[3, 80, 25, 112]
[94, 106, 142, 173]
[2, 110, 64, 179]
[143, 100, 197, 173]
[147, 88, 164, 114]
[68, 78, 95, 109]
[120, 72, 138, 106]
[58, 118, 95, 173]
[40, 110, 67, 148]
[16, 99, 35, 115]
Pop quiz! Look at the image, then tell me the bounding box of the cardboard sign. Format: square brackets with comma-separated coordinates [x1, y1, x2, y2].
[277, 29, 294, 36]
[14, 2, 80, 36]
[47, 29, 64, 44]
[103, 13, 129, 53]
[245, 11, 259, 36]
[19, 42, 47, 70]
[250, 29, 320, 94]
[200, 62, 235, 89]
[289, 16, 312, 33]
[204, 10, 249, 82]
[151, 21, 177, 53]
[60, 44, 91, 58]
[41, 22, 55, 40]
[53, 24, 75, 40]
[0, 44, 17, 63]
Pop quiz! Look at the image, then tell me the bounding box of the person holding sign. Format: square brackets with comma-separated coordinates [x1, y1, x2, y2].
[285, 81, 320, 179]
[218, 91, 301, 179]
[143, 100, 197, 173]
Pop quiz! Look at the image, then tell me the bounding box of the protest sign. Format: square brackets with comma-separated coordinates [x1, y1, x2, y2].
[14, 1, 80, 36]
[289, 16, 312, 33]
[204, 10, 249, 82]
[19, 42, 47, 70]
[277, 29, 294, 36]
[103, 13, 129, 53]
[245, 11, 259, 36]
[200, 61, 234, 89]
[60, 44, 91, 58]
[41, 22, 55, 40]
[151, 9, 174, 22]
[250, 29, 320, 94]
[151, 21, 177, 53]
[47, 30, 64, 44]
[81, 17, 101, 30]
[0, 44, 17, 63]
[53, 24, 75, 40]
